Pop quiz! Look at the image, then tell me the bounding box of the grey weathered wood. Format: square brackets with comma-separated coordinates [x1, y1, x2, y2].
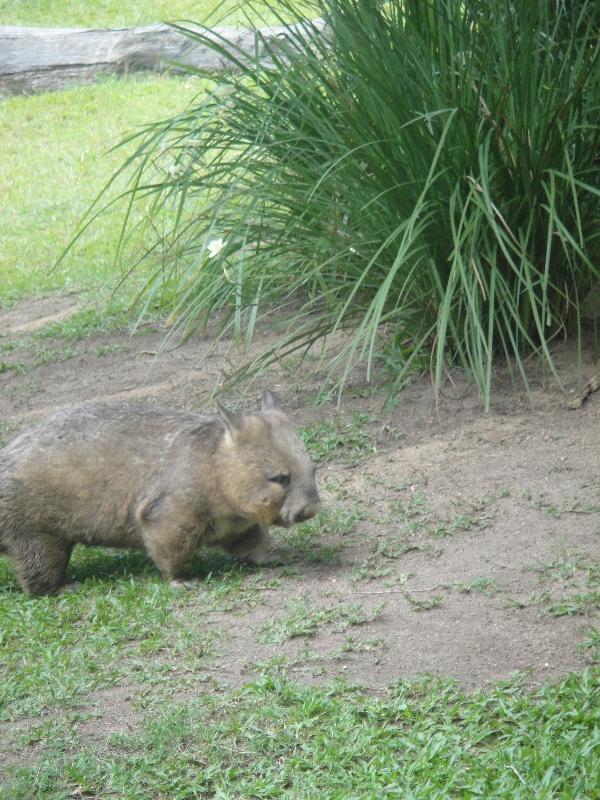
[0, 20, 324, 95]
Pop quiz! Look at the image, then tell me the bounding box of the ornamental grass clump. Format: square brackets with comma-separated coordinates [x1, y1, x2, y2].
[81, 0, 600, 405]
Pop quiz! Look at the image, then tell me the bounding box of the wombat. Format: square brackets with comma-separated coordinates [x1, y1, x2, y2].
[0, 391, 320, 595]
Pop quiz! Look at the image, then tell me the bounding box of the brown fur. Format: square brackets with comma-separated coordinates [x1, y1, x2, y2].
[0, 391, 320, 595]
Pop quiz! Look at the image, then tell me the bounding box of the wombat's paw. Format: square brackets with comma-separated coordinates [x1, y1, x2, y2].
[169, 578, 200, 591]
[59, 581, 82, 594]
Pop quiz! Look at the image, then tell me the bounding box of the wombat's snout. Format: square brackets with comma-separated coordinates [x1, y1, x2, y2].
[279, 491, 321, 527]
[293, 499, 321, 524]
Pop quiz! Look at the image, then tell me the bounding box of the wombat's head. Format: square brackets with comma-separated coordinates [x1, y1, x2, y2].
[216, 391, 321, 528]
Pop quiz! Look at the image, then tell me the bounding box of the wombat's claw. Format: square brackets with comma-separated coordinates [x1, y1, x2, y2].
[169, 578, 199, 591]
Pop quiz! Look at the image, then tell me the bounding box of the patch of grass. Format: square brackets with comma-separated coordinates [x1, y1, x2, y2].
[546, 591, 600, 618]
[405, 593, 444, 612]
[274, 506, 360, 564]
[259, 598, 384, 643]
[31, 304, 131, 341]
[451, 577, 504, 597]
[432, 512, 493, 537]
[94, 343, 127, 357]
[379, 490, 496, 540]
[0, 546, 244, 720]
[375, 537, 442, 561]
[580, 628, 600, 664]
[0, 573, 171, 719]
[299, 413, 376, 464]
[30, 346, 79, 367]
[0, 419, 17, 448]
[529, 494, 600, 519]
[6, 671, 599, 799]
[503, 597, 530, 610]
[0, 360, 24, 373]
[348, 559, 399, 583]
[527, 550, 600, 602]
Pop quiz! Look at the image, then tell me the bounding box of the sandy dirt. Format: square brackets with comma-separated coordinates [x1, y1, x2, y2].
[1, 294, 599, 703]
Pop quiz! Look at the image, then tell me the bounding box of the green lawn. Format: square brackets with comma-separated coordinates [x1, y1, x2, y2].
[1, 547, 597, 800]
[0, 0, 260, 28]
[0, 75, 203, 306]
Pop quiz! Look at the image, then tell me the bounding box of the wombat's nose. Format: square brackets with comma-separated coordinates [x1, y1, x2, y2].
[292, 500, 321, 524]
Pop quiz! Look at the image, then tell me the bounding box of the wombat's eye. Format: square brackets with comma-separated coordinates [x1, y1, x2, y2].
[269, 473, 291, 487]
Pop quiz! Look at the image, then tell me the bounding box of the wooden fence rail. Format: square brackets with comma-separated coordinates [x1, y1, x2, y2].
[0, 21, 322, 95]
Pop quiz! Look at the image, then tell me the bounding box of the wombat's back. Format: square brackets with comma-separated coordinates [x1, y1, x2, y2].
[0, 402, 223, 548]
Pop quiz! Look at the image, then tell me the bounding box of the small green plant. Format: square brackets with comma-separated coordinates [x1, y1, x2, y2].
[0, 360, 24, 373]
[451, 577, 503, 597]
[376, 537, 441, 560]
[546, 592, 600, 618]
[527, 549, 600, 587]
[349, 559, 396, 583]
[530, 495, 600, 519]
[579, 628, 600, 664]
[405, 593, 443, 612]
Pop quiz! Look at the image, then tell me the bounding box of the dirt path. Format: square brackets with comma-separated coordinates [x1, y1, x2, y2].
[1, 294, 599, 692]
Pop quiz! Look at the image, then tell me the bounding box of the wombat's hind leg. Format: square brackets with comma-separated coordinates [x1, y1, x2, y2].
[14, 538, 73, 596]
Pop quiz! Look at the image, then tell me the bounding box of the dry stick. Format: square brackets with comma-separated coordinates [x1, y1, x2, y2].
[348, 586, 442, 595]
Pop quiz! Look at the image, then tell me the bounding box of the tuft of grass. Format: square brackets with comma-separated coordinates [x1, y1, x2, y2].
[580, 628, 600, 664]
[547, 591, 600, 618]
[405, 592, 444, 612]
[84, 0, 600, 406]
[0, 360, 24, 373]
[451, 577, 504, 597]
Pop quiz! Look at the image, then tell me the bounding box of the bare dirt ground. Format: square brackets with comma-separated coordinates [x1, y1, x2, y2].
[1, 294, 599, 702]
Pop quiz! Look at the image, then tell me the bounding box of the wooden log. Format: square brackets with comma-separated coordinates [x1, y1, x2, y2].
[0, 20, 324, 95]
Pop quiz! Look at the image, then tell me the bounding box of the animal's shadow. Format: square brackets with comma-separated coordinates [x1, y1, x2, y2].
[0, 545, 252, 594]
[0, 537, 345, 594]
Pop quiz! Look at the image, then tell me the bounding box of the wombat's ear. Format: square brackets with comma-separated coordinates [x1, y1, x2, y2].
[217, 402, 244, 435]
[261, 389, 282, 411]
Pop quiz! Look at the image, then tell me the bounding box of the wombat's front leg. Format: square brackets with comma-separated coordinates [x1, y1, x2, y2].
[221, 525, 273, 565]
[137, 504, 205, 581]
